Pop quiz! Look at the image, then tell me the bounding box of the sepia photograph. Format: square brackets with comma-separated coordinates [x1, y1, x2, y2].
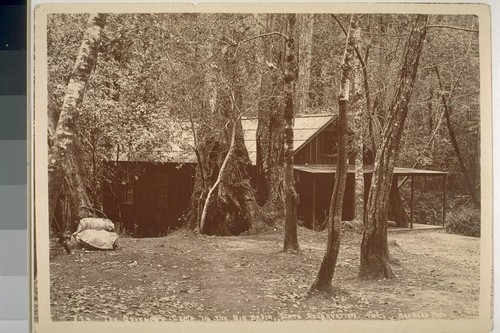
[32, 3, 492, 332]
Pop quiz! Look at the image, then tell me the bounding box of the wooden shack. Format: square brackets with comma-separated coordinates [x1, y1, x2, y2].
[102, 114, 447, 236]
[102, 162, 196, 237]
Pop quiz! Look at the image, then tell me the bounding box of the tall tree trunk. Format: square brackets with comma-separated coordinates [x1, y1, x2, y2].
[310, 16, 355, 291]
[359, 15, 428, 280]
[256, 14, 285, 223]
[185, 43, 219, 231]
[190, 34, 264, 235]
[434, 67, 480, 207]
[473, 129, 480, 201]
[296, 14, 314, 114]
[351, 21, 364, 222]
[48, 13, 107, 226]
[283, 14, 300, 253]
[190, 42, 216, 231]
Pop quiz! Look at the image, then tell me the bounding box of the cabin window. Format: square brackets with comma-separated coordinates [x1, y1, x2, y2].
[158, 174, 169, 208]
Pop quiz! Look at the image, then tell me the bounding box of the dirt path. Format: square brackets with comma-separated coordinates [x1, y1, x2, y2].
[48, 227, 480, 321]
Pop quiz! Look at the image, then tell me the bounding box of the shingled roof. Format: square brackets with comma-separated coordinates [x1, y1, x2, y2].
[117, 114, 336, 165]
[242, 115, 335, 164]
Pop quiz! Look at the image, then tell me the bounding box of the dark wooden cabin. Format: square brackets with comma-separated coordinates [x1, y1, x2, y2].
[102, 162, 196, 237]
[103, 114, 447, 236]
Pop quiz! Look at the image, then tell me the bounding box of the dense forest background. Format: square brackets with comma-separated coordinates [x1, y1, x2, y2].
[46, 13, 480, 238]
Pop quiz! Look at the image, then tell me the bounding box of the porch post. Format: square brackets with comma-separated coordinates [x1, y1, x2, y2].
[410, 175, 414, 229]
[312, 175, 317, 231]
[442, 174, 447, 227]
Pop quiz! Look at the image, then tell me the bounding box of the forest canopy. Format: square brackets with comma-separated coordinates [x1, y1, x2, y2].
[46, 13, 480, 239]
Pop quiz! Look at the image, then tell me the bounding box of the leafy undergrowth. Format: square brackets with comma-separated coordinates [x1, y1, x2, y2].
[47, 226, 480, 322]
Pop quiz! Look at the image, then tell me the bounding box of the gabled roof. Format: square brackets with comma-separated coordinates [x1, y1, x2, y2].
[117, 114, 336, 165]
[242, 114, 335, 164]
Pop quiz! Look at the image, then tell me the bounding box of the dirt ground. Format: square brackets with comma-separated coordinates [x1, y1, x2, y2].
[47, 226, 480, 322]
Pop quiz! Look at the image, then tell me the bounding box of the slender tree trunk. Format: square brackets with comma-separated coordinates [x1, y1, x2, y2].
[48, 13, 107, 226]
[296, 14, 314, 114]
[310, 16, 356, 291]
[474, 129, 480, 201]
[427, 87, 435, 135]
[256, 14, 285, 222]
[434, 67, 480, 207]
[359, 15, 428, 280]
[200, 122, 237, 233]
[351, 22, 364, 222]
[283, 14, 300, 253]
[320, 59, 332, 109]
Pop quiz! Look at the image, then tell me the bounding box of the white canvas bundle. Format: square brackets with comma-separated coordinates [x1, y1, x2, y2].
[75, 229, 119, 250]
[76, 217, 115, 233]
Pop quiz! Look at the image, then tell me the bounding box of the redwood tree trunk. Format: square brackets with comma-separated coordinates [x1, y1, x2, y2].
[256, 14, 285, 222]
[359, 15, 428, 280]
[190, 34, 263, 236]
[310, 16, 356, 291]
[48, 13, 107, 226]
[283, 14, 300, 253]
[189, 43, 216, 231]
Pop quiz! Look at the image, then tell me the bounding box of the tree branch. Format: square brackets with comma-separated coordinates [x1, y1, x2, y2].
[331, 14, 348, 36]
[237, 31, 289, 45]
[434, 66, 480, 207]
[425, 25, 479, 33]
[201, 31, 289, 66]
[296, 14, 314, 36]
[398, 108, 445, 188]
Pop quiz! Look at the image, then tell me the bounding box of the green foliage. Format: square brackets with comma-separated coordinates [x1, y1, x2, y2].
[446, 204, 480, 237]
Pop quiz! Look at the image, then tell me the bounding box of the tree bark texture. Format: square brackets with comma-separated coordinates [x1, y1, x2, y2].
[48, 13, 107, 226]
[359, 15, 428, 280]
[199, 122, 237, 233]
[283, 14, 300, 253]
[434, 67, 480, 208]
[194, 44, 217, 230]
[350, 21, 365, 222]
[296, 14, 314, 114]
[256, 14, 285, 222]
[310, 16, 355, 291]
[369, 15, 393, 156]
[191, 35, 264, 236]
